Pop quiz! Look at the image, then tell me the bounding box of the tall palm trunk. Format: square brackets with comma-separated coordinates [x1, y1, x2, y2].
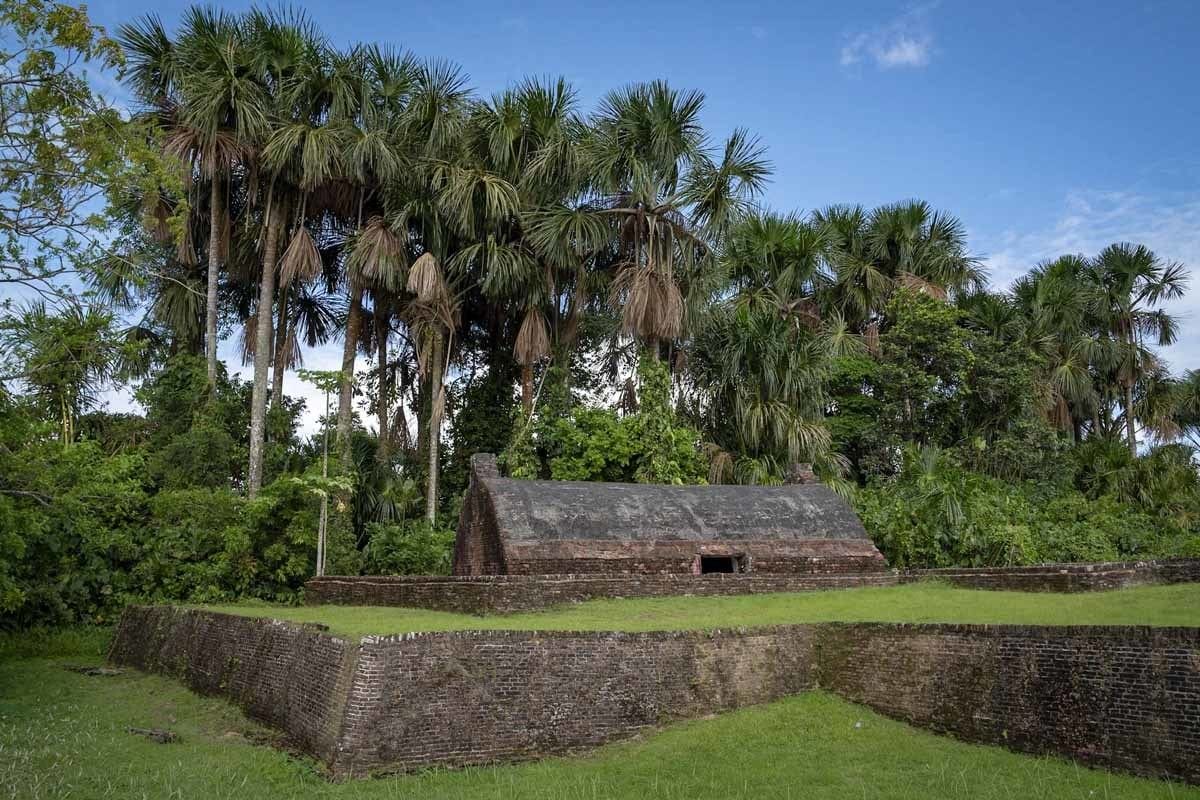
[520, 364, 534, 416]
[1122, 326, 1138, 456]
[375, 308, 390, 464]
[336, 281, 363, 466]
[1124, 381, 1138, 455]
[247, 198, 280, 498]
[271, 285, 290, 403]
[426, 330, 443, 524]
[205, 177, 222, 386]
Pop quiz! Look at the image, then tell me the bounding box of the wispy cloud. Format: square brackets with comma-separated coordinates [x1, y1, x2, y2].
[841, 4, 936, 70]
[980, 188, 1200, 373]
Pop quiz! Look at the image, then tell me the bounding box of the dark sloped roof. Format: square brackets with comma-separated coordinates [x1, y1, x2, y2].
[483, 477, 869, 542]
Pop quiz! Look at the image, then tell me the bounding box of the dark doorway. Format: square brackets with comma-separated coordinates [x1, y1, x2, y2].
[700, 555, 738, 574]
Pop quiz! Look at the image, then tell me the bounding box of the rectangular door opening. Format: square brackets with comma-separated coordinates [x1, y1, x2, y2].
[700, 555, 745, 574]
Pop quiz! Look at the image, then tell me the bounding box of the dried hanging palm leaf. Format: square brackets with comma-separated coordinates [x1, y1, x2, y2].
[514, 307, 551, 366]
[239, 314, 258, 365]
[144, 194, 173, 244]
[611, 264, 683, 341]
[176, 218, 197, 266]
[278, 227, 321, 289]
[407, 252, 444, 301]
[1048, 394, 1072, 430]
[163, 127, 202, 168]
[283, 326, 302, 371]
[350, 216, 407, 293]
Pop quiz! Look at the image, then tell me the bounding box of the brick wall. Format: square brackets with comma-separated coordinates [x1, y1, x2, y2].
[108, 606, 355, 763]
[497, 538, 886, 576]
[304, 558, 1200, 614]
[901, 558, 1200, 592]
[816, 623, 1200, 783]
[109, 605, 1200, 784]
[304, 571, 901, 614]
[333, 627, 818, 775]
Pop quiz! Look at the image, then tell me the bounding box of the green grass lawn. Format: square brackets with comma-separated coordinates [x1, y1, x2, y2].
[0, 627, 1195, 800]
[201, 581, 1200, 638]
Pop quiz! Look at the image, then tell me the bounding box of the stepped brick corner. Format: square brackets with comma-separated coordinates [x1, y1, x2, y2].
[109, 605, 1200, 784]
[303, 558, 1200, 613]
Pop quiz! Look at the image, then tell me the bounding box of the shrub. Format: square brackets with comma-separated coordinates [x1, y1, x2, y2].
[362, 520, 455, 575]
[133, 488, 247, 603]
[855, 445, 1196, 569]
[502, 358, 707, 485]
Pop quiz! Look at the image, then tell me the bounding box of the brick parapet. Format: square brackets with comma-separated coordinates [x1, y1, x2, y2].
[303, 558, 1200, 613]
[109, 605, 1200, 783]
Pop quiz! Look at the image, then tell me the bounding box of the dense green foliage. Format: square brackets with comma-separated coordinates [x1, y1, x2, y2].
[503, 358, 707, 484]
[363, 520, 455, 575]
[856, 447, 1199, 569]
[0, 0, 1197, 628]
[0, 378, 359, 626]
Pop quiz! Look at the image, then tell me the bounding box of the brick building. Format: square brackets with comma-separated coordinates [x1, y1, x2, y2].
[453, 453, 887, 576]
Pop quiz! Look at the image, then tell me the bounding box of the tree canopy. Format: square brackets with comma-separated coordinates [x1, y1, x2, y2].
[0, 0, 1196, 627]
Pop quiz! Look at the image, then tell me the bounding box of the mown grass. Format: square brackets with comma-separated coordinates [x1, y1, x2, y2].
[201, 581, 1200, 638]
[2, 630, 1196, 800]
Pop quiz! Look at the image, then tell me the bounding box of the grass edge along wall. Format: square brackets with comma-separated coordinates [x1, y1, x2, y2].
[108, 605, 1200, 782]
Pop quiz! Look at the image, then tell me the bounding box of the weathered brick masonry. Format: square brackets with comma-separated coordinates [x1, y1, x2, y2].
[110, 605, 1200, 783]
[901, 558, 1200, 592]
[818, 623, 1200, 784]
[304, 572, 900, 614]
[334, 627, 818, 774]
[108, 606, 354, 763]
[304, 558, 1200, 614]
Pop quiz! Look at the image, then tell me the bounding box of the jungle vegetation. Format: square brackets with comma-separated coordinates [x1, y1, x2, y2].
[0, 0, 1197, 627]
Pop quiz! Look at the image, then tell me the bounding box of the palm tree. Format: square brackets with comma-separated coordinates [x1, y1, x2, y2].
[1174, 370, 1200, 450]
[0, 303, 123, 444]
[815, 200, 983, 338]
[334, 56, 468, 468]
[347, 219, 408, 462]
[1086, 243, 1186, 455]
[583, 82, 770, 363]
[406, 251, 458, 523]
[243, 9, 322, 497]
[172, 7, 268, 386]
[246, 29, 357, 495]
[686, 212, 844, 484]
[452, 77, 587, 414]
[1012, 254, 1103, 439]
[334, 46, 415, 464]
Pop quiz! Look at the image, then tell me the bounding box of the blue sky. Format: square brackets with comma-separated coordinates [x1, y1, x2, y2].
[79, 0, 1200, 429]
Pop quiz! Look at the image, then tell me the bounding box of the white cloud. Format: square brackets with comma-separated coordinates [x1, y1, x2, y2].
[841, 4, 936, 70]
[979, 188, 1200, 374]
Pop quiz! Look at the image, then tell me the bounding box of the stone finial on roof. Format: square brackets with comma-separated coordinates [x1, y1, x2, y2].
[471, 452, 500, 480]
